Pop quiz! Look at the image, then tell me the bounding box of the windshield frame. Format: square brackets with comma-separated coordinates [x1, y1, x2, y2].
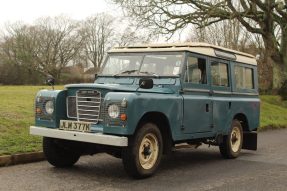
[98, 51, 186, 78]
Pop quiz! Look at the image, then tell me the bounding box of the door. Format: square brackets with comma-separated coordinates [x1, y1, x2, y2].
[182, 53, 213, 134]
[210, 59, 232, 133]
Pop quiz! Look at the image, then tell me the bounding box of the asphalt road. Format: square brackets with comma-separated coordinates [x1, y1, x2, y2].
[1, 129, 287, 191]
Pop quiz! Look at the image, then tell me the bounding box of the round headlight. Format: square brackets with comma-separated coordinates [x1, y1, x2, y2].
[108, 104, 120, 118]
[45, 100, 54, 115]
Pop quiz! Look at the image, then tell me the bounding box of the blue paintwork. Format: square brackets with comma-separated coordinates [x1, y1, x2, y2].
[103, 91, 183, 140]
[35, 90, 67, 128]
[33, 51, 260, 143]
[65, 83, 175, 94]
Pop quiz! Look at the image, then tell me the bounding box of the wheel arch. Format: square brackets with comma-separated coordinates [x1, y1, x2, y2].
[136, 112, 173, 154]
[233, 113, 250, 132]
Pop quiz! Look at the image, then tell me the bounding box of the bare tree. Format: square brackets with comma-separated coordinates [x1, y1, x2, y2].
[112, 0, 287, 88]
[0, 14, 156, 84]
[0, 17, 83, 81]
[113, 17, 155, 47]
[187, 19, 251, 51]
[33, 16, 84, 79]
[0, 24, 43, 84]
[116, 26, 148, 47]
[79, 13, 114, 72]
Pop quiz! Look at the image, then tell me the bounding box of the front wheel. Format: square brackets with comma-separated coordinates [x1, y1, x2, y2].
[122, 123, 163, 179]
[219, 120, 243, 159]
[43, 137, 80, 167]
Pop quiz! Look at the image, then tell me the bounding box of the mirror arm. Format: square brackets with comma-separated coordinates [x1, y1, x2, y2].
[46, 75, 55, 90]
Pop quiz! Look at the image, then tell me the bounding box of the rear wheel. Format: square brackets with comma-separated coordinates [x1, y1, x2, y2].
[122, 123, 163, 179]
[219, 120, 243, 159]
[43, 137, 80, 167]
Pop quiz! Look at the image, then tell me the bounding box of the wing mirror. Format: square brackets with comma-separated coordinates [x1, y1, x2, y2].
[46, 75, 55, 90]
[139, 78, 154, 89]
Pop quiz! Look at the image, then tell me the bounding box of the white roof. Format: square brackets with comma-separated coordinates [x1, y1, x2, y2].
[109, 42, 257, 65]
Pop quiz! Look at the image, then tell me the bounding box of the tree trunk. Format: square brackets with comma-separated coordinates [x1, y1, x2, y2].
[258, 50, 274, 91]
[261, 32, 284, 90]
[281, 25, 287, 84]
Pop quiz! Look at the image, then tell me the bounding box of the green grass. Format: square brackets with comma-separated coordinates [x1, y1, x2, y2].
[0, 86, 287, 156]
[0, 86, 63, 156]
[260, 95, 287, 130]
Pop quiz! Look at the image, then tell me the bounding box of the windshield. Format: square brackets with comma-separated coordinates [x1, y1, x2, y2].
[101, 53, 184, 76]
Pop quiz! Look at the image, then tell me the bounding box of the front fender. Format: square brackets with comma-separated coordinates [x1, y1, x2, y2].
[103, 92, 182, 139]
[35, 89, 67, 128]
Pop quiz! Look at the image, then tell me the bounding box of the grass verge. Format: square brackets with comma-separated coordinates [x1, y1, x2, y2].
[0, 86, 62, 156]
[260, 95, 287, 130]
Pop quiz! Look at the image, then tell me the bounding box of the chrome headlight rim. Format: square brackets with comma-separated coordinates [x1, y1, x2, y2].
[108, 104, 120, 119]
[45, 100, 54, 115]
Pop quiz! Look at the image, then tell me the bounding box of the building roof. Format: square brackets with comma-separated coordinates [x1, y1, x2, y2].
[108, 42, 257, 65]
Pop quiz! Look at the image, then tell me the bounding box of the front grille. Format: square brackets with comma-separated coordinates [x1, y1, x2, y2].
[67, 96, 77, 118]
[67, 89, 102, 124]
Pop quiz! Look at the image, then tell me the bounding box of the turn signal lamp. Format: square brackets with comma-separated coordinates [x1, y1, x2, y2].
[120, 114, 127, 121]
[36, 108, 42, 114]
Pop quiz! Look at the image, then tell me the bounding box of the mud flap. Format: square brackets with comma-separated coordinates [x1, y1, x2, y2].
[242, 131, 257, 150]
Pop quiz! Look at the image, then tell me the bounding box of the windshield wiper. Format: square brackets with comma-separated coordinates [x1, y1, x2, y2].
[139, 71, 159, 77]
[113, 70, 159, 77]
[113, 70, 138, 77]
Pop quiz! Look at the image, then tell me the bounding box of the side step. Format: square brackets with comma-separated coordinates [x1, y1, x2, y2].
[174, 143, 202, 150]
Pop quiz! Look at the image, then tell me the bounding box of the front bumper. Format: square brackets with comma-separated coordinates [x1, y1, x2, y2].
[30, 126, 128, 147]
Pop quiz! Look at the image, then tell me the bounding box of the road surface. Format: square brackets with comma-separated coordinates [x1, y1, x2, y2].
[0, 129, 287, 191]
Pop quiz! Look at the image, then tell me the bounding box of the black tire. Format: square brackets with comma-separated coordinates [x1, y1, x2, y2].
[219, 120, 243, 159]
[43, 137, 80, 167]
[122, 123, 163, 179]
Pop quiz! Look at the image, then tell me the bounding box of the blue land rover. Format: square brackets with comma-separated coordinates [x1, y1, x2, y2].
[30, 43, 260, 178]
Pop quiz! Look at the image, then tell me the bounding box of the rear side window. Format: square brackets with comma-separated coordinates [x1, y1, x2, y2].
[235, 66, 254, 89]
[211, 62, 229, 87]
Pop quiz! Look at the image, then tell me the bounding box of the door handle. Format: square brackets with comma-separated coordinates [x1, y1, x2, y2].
[206, 104, 209, 112]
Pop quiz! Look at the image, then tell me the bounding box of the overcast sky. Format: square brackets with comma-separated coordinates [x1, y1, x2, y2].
[0, 0, 119, 27]
[0, 0, 187, 42]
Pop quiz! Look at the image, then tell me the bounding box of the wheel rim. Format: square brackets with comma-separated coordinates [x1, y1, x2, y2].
[139, 133, 159, 170]
[230, 126, 241, 153]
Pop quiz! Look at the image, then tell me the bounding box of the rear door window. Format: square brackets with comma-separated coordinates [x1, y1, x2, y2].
[211, 62, 229, 87]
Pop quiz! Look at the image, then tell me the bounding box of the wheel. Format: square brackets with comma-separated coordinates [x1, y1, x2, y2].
[43, 137, 80, 167]
[122, 123, 163, 179]
[219, 120, 243, 159]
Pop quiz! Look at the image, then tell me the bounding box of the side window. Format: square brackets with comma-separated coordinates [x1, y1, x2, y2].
[211, 62, 229, 87]
[235, 66, 254, 89]
[185, 56, 207, 84]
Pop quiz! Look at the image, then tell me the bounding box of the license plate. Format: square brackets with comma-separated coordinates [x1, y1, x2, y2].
[59, 120, 91, 132]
